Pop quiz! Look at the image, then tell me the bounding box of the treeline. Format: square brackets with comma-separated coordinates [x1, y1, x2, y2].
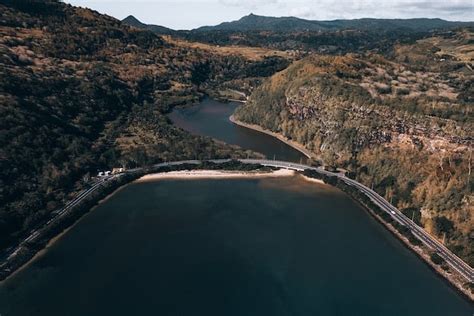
[303, 170, 423, 246]
[0, 160, 273, 281]
[0, 1, 281, 253]
[302, 169, 474, 288]
[178, 29, 426, 55]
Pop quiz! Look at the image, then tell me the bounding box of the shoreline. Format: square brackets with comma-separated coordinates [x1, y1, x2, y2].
[230, 114, 473, 301]
[0, 169, 296, 284]
[355, 194, 474, 302]
[229, 115, 314, 159]
[136, 169, 295, 182]
[300, 174, 325, 185]
[0, 183, 133, 284]
[303, 172, 474, 302]
[1, 166, 472, 301]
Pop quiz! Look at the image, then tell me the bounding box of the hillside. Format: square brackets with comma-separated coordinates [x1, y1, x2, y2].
[196, 14, 473, 32]
[234, 30, 474, 264]
[125, 15, 473, 56]
[0, 1, 289, 252]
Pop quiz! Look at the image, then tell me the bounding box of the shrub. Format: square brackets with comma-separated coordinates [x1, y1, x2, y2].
[430, 252, 445, 265]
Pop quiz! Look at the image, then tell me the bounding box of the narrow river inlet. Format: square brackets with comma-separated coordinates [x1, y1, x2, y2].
[0, 98, 472, 315]
[169, 98, 308, 163]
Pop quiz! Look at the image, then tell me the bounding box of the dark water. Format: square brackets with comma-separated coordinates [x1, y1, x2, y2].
[169, 98, 307, 163]
[1, 98, 472, 315]
[0, 177, 472, 315]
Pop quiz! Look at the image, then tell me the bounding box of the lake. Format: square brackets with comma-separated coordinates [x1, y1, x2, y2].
[1, 98, 472, 315]
[1, 177, 472, 315]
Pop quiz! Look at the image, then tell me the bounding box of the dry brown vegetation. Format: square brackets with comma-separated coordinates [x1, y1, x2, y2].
[235, 30, 474, 263]
[163, 35, 293, 61]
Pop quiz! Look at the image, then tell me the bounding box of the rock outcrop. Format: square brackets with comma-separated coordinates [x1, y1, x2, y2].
[235, 35, 473, 264]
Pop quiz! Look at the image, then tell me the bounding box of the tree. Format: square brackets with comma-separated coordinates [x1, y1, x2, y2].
[191, 62, 211, 85]
[434, 216, 454, 236]
[430, 252, 445, 265]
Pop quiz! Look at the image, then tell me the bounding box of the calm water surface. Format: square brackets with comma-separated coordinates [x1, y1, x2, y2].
[1, 177, 472, 315]
[1, 98, 472, 315]
[169, 98, 307, 163]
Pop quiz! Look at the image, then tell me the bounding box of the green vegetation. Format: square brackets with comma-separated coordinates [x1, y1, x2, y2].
[167, 14, 473, 56]
[237, 37, 473, 264]
[400, 207, 422, 225]
[434, 216, 455, 237]
[1, 0, 473, 280]
[430, 252, 445, 265]
[0, 1, 285, 253]
[193, 14, 472, 33]
[303, 169, 424, 247]
[0, 160, 273, 281]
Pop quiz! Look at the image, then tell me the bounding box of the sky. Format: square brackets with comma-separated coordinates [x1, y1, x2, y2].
[66, 0, 474, 30]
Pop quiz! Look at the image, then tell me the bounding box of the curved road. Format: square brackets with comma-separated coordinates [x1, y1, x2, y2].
[241, 159, 474, 283]
[2, 159, 473, 284]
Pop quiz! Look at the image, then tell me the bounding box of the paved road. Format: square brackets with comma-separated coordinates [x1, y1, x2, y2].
[2, 159, 473, 283]
[240, 159, 474, 283]
[2, 174, 117, 263]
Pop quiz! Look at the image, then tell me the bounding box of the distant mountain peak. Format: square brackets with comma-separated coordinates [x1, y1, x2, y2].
[239, 13, 261, 22]
[121, 15, 174, 34]
[124, 15, 136, 20]
[122, 15, 145, 27]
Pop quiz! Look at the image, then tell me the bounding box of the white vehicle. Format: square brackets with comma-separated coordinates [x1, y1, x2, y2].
[390, 211, 396, 215]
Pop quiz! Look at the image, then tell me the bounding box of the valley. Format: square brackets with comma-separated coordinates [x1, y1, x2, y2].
[0, 0, 473, 313]
[0, 0, 287, 253]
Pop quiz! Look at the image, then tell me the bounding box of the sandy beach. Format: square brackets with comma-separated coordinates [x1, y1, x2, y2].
[301, 175, 325, 184]
[136, 169, 295, 182]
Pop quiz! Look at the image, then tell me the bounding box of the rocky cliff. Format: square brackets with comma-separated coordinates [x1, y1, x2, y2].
[234, 31, 473, 264]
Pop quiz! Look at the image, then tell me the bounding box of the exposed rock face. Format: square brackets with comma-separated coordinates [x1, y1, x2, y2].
[285, 87, 470, 151]
[235, 43, 473, 264]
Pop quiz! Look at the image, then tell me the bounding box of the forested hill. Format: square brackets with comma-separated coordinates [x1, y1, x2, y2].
[124, 14, 473, 33]
[0, 0, 288, 251]
[127, 13, 472, 55]
[195, 14, 473, 32]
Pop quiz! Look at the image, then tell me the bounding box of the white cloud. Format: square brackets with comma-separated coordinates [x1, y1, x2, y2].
[66, 0, 473, 29]
[218, 0, 278, 9]
[289, 6, 315, 18]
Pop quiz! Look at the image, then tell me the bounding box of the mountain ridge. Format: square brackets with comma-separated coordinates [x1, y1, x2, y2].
[195, 14, 473, 32]
[123, 14, 474, 33]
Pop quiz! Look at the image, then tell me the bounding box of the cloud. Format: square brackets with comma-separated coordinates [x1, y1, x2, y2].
[283, 0, 473, 21]
[289, 6, 315, 18]
[219, 0, 278, 8]
[395, 0, 474, 13]
[217, 0, 474, 22]
[66, 0, 473, 30]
